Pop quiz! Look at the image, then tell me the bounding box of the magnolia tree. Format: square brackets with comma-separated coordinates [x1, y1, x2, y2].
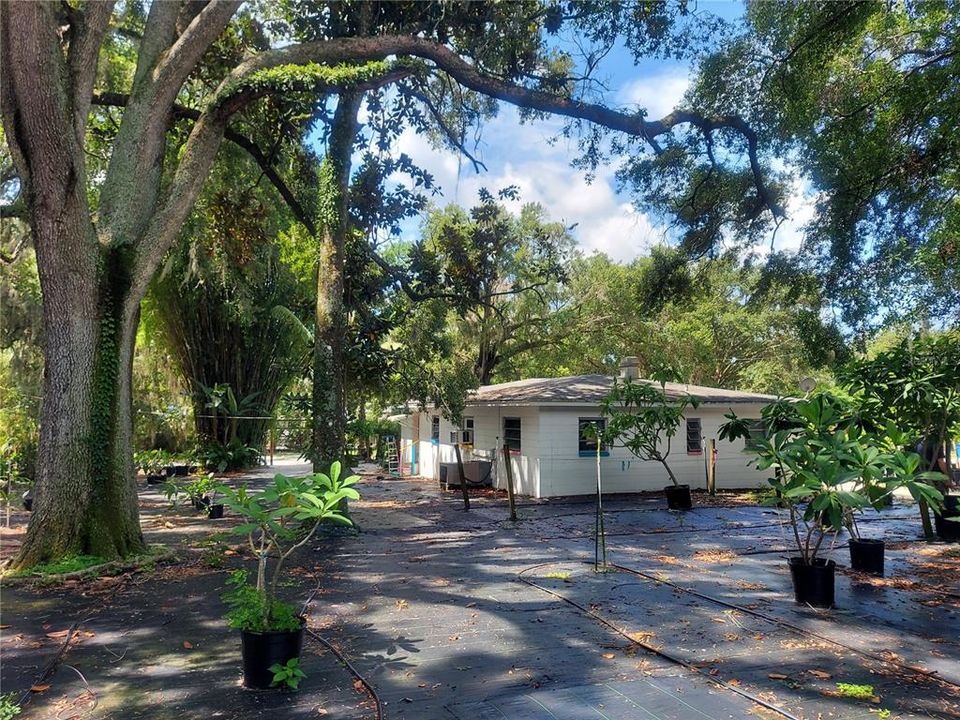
[1, 1, 782, 567]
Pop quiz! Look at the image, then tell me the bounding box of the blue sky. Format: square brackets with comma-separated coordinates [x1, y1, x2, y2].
[337, 1, 813, 261]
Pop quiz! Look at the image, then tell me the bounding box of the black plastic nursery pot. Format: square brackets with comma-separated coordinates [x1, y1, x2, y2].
[849, 538, 884, 576]
[207, 504, 224, 519]
[934, 495, 960, 541]
[788, 557, 835, 608]
[240, 623, 305, 689]
[664, 484, 692, 510]
[146, 474, 166, 485]
[193, 495, 210, 512]
[22, 497, 32, 512]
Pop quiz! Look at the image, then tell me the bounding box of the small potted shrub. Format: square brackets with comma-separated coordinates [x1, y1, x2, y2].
[136, 449, 171, 485]
[186, 472, 217, 511]
[842, 431, 944, 575]
[162, 478, 187, 510]
[722, 395, 944, 605]
[602, 372, 698, 510]
[220, 462, 359, 689]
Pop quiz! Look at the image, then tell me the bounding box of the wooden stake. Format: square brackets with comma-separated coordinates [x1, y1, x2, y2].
[502, 444, 517, 521]
[453, 442, 469, 511]
[919, 497, 934, 539]
[706, 438, 716, 496]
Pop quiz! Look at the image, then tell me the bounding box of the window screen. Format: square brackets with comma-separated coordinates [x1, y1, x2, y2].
[431, 415, 440, 442]
[578, 418, 607, 455]
[686, 418, 702, 453]
[745, 420, 766, 450]
[503, 417, 521, 453]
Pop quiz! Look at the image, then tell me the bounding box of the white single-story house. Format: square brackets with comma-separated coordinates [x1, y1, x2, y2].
[398, 358, 780, 498]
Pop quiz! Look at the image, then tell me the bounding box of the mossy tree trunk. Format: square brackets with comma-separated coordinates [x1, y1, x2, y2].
[311, 91, 362, 472]
[16, 244, 147, 566]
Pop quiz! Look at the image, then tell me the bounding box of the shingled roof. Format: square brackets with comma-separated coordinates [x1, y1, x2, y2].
[465, 374, 778, 406]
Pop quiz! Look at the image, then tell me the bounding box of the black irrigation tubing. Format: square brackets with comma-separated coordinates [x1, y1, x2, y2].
[516, 563, 804, 720]
[16, 621, 80, 710]
[605, 560, 960, 691]
[305, 628, 384, 720]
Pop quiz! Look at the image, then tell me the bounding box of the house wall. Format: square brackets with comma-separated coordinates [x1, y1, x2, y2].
[537, 403, 770, 497]
[400, 402, 769, 498]
[399, 407, 541, 496]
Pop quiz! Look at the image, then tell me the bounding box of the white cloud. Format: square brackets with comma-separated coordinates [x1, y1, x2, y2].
[616, 70, 691, 119]
[383, 107, 666, 262]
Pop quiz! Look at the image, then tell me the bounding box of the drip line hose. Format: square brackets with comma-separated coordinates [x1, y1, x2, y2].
[517, 563, 803, 720]
[16, 622, 81, 711]
[605, 560, 960, 691]
[306, 628, 384, 720]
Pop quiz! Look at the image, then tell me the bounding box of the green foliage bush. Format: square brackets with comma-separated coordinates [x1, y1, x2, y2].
[223, 570, 302, 632]
[197, 438, 261, 473]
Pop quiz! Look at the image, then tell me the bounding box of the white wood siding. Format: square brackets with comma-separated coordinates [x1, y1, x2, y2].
[400, 402, 768, 498]
[537, 404, 769, 496]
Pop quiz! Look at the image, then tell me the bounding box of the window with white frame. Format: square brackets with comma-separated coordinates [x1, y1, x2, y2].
[578, 417, 608, 456]
[461, 416, 475, 446]
[744, 419, 766, 451]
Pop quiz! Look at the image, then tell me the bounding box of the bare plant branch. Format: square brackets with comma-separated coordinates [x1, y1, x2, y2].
[406, 87, 487, 173]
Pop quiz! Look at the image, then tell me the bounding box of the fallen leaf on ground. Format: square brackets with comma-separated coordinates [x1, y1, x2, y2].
[808, 669, 831, 679]
[31, 684, 51, 692]
[45, 630, 70, 639]
[768, 673, 788, 680]
[182, 640, 193, 649]
[601, 653, 615, 659]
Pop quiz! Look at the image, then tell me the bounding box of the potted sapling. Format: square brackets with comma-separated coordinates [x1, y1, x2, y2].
[186, 471, 217, 512]
[136, 449, 169, 485]
[207, 485, 225, 520]
[219, 462, 359, 689]
[844, 423, 944, 576]
[721, 395, 943, 606]
[602, 371, 699, 510]
[841, 426, 945, 576]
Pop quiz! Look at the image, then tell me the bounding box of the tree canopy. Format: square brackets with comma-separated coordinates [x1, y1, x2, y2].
[683, 1, 960, 329]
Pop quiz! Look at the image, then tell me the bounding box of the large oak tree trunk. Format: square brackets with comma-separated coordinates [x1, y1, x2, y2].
[15, 245, 146, 567]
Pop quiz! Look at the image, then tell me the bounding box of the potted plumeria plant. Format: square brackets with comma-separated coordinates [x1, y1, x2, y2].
[219, 462, 359, 690]
[602, 370, 699, 510]
[839, 425, 944, 575]
[721, 394, 944, 606]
